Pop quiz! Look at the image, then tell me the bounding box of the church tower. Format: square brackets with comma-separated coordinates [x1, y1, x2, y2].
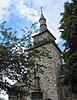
[32, 11, 62, 100]
[8, 9, 77, 100]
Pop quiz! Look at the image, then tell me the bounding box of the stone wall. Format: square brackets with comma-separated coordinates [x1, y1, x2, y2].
[36, 43, 61, 100]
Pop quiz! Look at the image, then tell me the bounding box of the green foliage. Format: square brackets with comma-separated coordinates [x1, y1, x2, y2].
[0, 21, 36, 92]
[0, 21, 49, 97]
[0, 21, 30, 93]
[59, 0, 77, 94]
[0, 21, 26, 79]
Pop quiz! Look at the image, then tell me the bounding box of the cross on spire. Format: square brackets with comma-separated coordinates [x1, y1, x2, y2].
[40, 6, 44, 18]
[40, 7, 43, 14]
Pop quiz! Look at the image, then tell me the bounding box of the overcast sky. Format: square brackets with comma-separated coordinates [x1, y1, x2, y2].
[0, 0, 71, 99]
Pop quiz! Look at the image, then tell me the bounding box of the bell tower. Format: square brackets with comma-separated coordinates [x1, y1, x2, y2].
[32, 10, 62, 100]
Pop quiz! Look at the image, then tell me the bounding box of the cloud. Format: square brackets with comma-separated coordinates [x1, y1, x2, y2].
[14, 0, 39, 23]
[0, 0, 71, 45]
[0, 0, 11, 8]
[28, 0, 71, 43]
[0, 0, 11, 22]
[0, 0, 39, 23]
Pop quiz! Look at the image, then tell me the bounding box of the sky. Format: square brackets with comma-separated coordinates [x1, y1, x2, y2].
[0, 0, 71, 99]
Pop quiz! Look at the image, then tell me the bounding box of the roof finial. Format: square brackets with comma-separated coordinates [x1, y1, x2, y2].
[40, 6, 43, 14]
[40, 7, 44, 19]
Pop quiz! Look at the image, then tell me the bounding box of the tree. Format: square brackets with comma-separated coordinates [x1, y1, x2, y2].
[0, 21, 35, 90]
[0, 21, 48, 97]
[0, 21, 28, 91]
[59, 0, 77, 93]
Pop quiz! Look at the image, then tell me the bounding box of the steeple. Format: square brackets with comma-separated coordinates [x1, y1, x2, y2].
[32, 8, 56, 46]
[39, 7, 47, 33]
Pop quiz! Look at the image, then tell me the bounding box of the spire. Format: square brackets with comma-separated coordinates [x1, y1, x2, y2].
[40, 7, 44, 19]
[39, 7, 47, 33]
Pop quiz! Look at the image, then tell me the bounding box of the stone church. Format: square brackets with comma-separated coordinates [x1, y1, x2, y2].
[8, 11, 77, 100]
